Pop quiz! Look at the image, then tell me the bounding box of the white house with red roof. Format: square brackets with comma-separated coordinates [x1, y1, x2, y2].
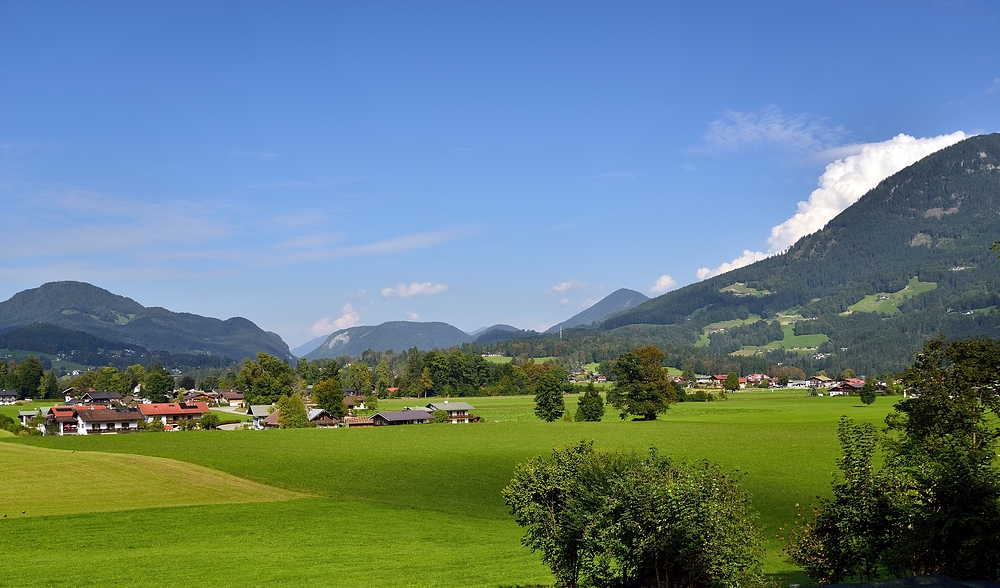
[139, 402, 209, 429]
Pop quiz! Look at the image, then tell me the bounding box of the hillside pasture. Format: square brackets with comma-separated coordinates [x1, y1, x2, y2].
[1, 392, 898, 586]
[847, 277, 937, 315]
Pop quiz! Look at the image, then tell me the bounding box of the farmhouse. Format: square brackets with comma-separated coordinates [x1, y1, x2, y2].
[425, 401, 475, 424]
[139, 402, 209, 429]
[215, 389, 244, 407]
[343, 394, 367, 411]
[80, 391, 124, 405]
[371, 409, 432, 426]
[76, 408, 144, 435]
[0, 390, 19, 404]
[809, 375, 834, 388]
[343, 416, 374, 428]
[247, 405, 272, 430]
[308, 408, 339, 428]
[18, 409, 40, 427]
[829, 378, 866, 396]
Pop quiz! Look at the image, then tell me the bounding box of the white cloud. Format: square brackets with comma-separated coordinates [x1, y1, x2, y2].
[649, 274, 678, 294]
[345, 289, 367, 299]
[406, 311, 420, 321]
[699, 105, 846, 154]
[544, 279, 587, 296]
[987, 78, 1000, 94]
[381, 282, 449, 299]
[696, 131, 968, 280]
[696, 250, 770, 280]
[310, 303, 362, 334]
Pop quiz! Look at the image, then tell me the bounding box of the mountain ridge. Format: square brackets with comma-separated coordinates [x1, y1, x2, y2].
[0, 281, 292, 361]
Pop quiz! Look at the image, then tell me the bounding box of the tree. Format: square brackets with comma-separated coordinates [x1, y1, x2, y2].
[724, 371, 740, 392]
[682, 362, 696, 385]
[178, 375, 196, 390]
[574, 384, 604, 422]
[885, 337, 1000, 580]
[859, 377, 877, 405]
[430, 409, 449, 424]
[534, 371, 565, 422]
[144, 362, 174, 402]
[607, 346, 675, 420]
[276, 393, 310, 428]
[345, 362, 372, 395]
[374, 360, 391, 398]
[199, 412, 220, 430]
[237, 353, 294, 405]
[785, 417, 902, 584]
[311, 377, 346, 418]
[37, 370, 58, 400]
[417, 367, 434, 397]
[504, 442, 771, 588]
[14, 356, 44, 398]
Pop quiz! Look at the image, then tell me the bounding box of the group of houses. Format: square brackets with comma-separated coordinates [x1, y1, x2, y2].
[247, 400, 477, 430]
[24, 396, 211, 436]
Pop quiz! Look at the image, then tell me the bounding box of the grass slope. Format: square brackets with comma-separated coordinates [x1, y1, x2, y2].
[0, 442, 304, 519]
[847, 277, 937, 315]
[2, 392, 896, 586]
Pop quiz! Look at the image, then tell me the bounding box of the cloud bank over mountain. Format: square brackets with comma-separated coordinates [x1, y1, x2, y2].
[697, 131, 968, 280]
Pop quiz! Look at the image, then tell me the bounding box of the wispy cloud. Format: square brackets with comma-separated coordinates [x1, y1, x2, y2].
[696, 131, 968, 280]
[696, 105, 846, 154]
[543, 279, 605, 308]
[406, 311, 420, 321]
[987, 78, 1000, 94]
[381, 282, 450, 299]
[649, 274, 677, 294]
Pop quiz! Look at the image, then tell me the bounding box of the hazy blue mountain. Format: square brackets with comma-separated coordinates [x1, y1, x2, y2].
[304, 321, 472, 359]
[292, 334, 330, 358]
[0, 281, 291, 361]
[473, 324, 542, 345]
[545, 288, 650, 334]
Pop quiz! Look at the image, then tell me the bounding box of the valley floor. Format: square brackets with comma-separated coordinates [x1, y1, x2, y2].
[0, 391, 898, 587]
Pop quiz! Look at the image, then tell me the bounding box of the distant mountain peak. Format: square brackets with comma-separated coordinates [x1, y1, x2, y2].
[545, 288, 650, 334]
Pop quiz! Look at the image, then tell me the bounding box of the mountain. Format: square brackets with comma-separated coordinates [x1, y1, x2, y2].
[292, 334, 330, 358]
[0, 281, 292, 362]
[0, 322, 149, 355]
[304, 321, 472, 359]
[546, 288, 650, 334]
[598, 133, 1000, 374]
[473, 324, 542, 345]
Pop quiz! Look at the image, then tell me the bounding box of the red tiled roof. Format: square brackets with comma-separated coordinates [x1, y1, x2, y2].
[139, 402, 209, 416]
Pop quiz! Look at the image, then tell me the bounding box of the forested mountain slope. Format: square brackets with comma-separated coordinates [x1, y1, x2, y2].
[0, 281, 291, 361]
[600, 133, 1000, 373]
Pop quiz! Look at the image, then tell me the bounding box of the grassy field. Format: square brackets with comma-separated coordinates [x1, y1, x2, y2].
[731, 324, 829, 356]
[847, 277, 937, 315]
[0, 392, 899, 587]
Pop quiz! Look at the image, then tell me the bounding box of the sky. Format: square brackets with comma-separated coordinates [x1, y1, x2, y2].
[1, 1, 999, 349]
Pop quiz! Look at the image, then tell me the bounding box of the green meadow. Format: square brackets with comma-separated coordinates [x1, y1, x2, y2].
[847, 277, 937, 315]
[0, 392, 899, 587]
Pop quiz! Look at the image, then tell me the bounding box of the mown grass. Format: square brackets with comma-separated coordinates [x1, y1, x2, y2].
[0, 442, 304, 519]
[1, 392, 898, 586]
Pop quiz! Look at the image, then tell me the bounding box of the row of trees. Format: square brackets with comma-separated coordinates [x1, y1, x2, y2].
[786, 338, 1000, 583]
[0, 356, 55, 399]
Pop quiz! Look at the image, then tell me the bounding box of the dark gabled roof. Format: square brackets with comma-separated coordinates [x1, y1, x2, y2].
[0, 390, 19, 397]
[372, 410, 432, 422]
[426, 402, 475, 412]
[77, 408, 143, 422]
[82, 392, 123, 401]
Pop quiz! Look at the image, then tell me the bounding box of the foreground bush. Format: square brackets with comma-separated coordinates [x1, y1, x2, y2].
[503, 441, 772, 588]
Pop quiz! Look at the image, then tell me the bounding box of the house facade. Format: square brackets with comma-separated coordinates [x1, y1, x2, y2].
[425, 401, 474, 424]
[371, 410, 432, 426]
[76, 408, 144, 435]
[139, 402, 209, 429]
[0, 390, 19, 405]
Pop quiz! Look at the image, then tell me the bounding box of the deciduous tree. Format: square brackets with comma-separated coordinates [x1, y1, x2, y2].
[534, 371, 565, 422]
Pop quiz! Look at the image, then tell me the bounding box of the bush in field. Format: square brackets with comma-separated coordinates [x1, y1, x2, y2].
[200, 412, 221, 430]
[504, 442, 770, 588]
[431, 410, 449, 424]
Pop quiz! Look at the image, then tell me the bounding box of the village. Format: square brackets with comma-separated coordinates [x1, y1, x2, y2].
[2, 371, 879, 436]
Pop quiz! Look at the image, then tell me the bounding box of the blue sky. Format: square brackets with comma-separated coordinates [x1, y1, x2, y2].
[1, 1, 999, 348]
